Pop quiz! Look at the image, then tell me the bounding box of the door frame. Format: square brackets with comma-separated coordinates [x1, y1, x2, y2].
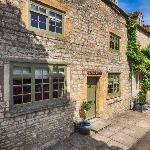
[87, 75, 101, 119]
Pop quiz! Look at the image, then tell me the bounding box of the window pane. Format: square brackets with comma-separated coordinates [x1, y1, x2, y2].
[43, 79, 49, 83]
[13, 67, 22, 75]
[59, 90, 64, 97]
[35, 79, 42, 84]
[43, 84, 49, 92]
[49, 20, 55, 26]
[59, 83, 64, 90]
[23, 67, 31, 74]
[56, 22, 62, 27]
[23, 94, 31, 103]
[49, 25, 55, 32]
[23, 79, 31, 84]
[49, 12, 56, 20]
[14, 95, 22, 104]
[13, 79, 22, 85]
[39, 7, 46, 14]
[56, 27, 62, 34]
[35, 69, 42, 76]
[53, 91, 58, 98]
[13, 86, 22, 95]
[53, 78, 58, 83]
[43, 92, 49, 100]
[35, 84, 42, 92]
[56, 14, 62, 22]
[59, 78, 64, 83]
[31, 20, 38, 28]
[39, 22, 46, 30]
[43, 68, 49, 76]
[53, 83, 58, 90]
[39, 15, 46, 22]
[31, 4, 38, 11]
[23, 85, 31, 94]
[35, 93, 42, 101]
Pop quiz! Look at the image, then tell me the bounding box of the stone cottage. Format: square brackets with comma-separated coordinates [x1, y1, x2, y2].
[0, 0, 149, 149]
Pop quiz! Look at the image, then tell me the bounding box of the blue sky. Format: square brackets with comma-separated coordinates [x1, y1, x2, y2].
[119, 0, 150, 25]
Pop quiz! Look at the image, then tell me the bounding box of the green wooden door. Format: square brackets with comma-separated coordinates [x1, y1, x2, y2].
[86, 77, 97, 119]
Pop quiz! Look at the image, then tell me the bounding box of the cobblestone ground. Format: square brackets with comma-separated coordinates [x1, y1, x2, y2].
[50, 106, 150, 150]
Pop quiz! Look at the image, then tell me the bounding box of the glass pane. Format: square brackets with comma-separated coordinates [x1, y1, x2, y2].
[31, 12, 38, 20]
[56, 14, 62, 22]
[39, 15, 46, 22]
[59, 78, 64, 83]
[35, 93, 42, 101]
[39, 7, 46, 14]
[43, 79, 49, 83]
[13, 86, 22, 95]
[58, 68, 64, 74]
[23, 67, 31, 74]
[43, 84, 49, 91]
[53, 67, 58, 74]
[49, 12, 55, 19]
[14, 95, 22, 104]
[23, 79, 31, 84]
[13, 79, 22, 85]
[59, 90, 64, 97]
[31, 20, 38, 28]
[31, 4, 38, 11]
[23, 85, 31, 94]
[35, 84, 42, 92]
[53, 91, 58, 98]
[43, 92, 49, 100]
[53, 83, 58, 90]
[23, 94, 31, 103]
[35, 79, 42, 84]
[49, 20, 55, 26]
[59, 83, 64, 90]
[56, 27, 62, 34]
[53, 78, 58, 83]
[35, 69, 42, 76]
[13, 67, 22, 75]
[43, 69, 49, 76]
[56, 22, 62, 27]
[39, 22, 46, 30]
[49, 25, 55, 32]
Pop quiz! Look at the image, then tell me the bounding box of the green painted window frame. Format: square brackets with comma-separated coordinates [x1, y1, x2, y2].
[110, 33, 120, 51]
[10, 63, 67, 106]
[108, 73, 120, 97]
[28, 0, 65, 38]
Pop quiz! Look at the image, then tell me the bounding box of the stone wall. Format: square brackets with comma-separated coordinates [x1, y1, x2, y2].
[0, 0, 132, 149]
[131, 29, 150, 99]
[137, 29, 150, 48]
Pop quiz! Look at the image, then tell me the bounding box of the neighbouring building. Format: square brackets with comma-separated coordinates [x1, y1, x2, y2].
[0, 0, 149, 149]
[128, 11, 150, 99]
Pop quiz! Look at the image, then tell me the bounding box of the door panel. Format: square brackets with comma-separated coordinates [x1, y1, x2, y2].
[86, 77, 97, 119]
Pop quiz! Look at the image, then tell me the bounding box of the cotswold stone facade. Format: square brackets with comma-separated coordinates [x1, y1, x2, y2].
[0, 0, 146, 149]
[132, 28, 150, 99]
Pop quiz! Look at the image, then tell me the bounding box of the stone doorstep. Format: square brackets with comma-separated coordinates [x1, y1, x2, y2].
[90, 118, 112, 133]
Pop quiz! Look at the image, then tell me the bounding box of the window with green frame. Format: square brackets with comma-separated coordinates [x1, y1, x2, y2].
[108, 73, 120, 96]
[11, 63, 66, 105]
[29, 0, 64, 35]
[110, 33, 120, 51]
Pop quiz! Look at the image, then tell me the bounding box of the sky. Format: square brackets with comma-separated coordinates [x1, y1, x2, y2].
[119, 0, 150, 25]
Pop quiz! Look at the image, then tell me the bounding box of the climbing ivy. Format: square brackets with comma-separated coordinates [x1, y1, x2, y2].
[127, 18, 150, 105]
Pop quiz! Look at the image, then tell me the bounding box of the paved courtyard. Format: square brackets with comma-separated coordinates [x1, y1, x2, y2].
[50, 106, 150, 150]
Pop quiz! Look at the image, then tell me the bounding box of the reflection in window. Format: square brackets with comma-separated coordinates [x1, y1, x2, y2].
[30, 1, 63, 35]
[108, 73, 120, 96]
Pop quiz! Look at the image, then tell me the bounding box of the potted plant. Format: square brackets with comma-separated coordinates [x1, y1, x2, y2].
[78, 101, 92, 135]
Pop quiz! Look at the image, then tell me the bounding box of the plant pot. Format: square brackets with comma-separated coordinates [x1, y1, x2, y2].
[133, 103, 144, 112]
[79, 120, 91, 135]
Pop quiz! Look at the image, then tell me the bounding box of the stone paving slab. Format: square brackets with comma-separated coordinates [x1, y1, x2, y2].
[49, 110, 150, 150]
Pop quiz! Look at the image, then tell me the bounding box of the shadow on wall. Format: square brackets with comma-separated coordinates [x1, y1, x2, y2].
[0, 1, 76, 149]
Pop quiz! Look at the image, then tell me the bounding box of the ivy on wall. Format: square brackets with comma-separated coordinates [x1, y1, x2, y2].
[127, 18, 150, 105]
